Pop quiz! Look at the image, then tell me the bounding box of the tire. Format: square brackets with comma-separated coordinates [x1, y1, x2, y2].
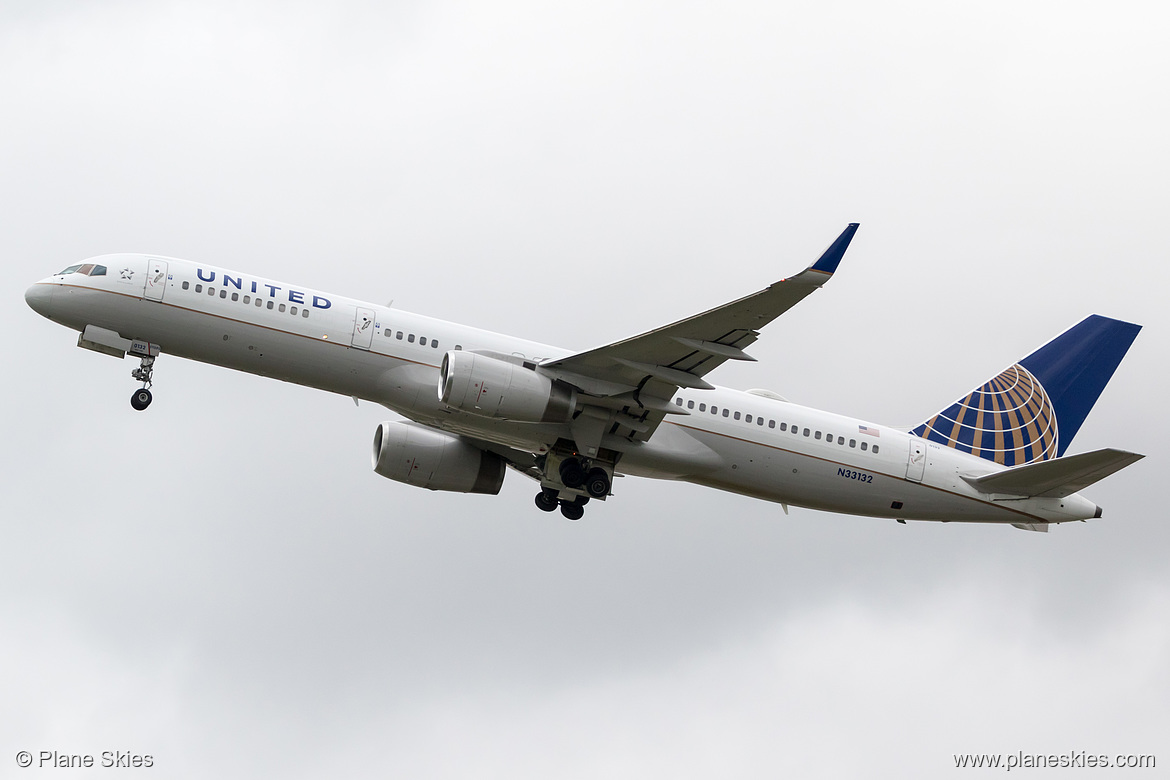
[585, 468, 610, 498]
[130, 388, 153, 411]
[559, 458, 585, 489]
[560, 501, 585, 521]
[534, 491, 559, 512]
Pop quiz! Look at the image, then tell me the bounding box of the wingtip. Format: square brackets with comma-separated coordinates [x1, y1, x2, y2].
[809, 223, 860, 275]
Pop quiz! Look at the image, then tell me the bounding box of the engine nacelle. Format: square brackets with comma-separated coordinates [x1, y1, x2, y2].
[372, 421, 505, 494]
[438, 350, 576, 423]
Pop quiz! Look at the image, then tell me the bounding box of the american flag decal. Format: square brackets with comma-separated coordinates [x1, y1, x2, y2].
[858, 425, 880, 437]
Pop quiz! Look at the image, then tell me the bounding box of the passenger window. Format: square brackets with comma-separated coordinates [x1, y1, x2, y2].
[408, 334, 415, 343]
[815, 431, 821, 440]
[279, 304, 286, 312]
[699, 403, 707, 412]
[396, 331, 403, 340]
[182, 281, 190, 290]
[733, 411, 740, 420]
[231, 292, 239, 302]
[687, 400, 695, 409]
[267, 301, 274, 310]
[208, 287, 216, 296]
[768, 420, 776, 429]
[780, 422, 787, 431]
[432, 341, 439, 349]
[195, 284, 202, 293]
[220, 289, 227, 299]
[861, 442, 868, 451]
[675, 398, 683, 407]
[745, 414, 753, 423]
[290, 306, 297, 315]
[849, 439, 856, 448]
[301, 309, 310, 318]
[757, 417, 764, 426]
[255, 298, 262, 307]
[420, 337, 427, 346]
[722, 409, 729, 418]
[803, 428, 810, 436]
[873, 445, 880, 454]
[243, 295, 250, 304]
[455, 345, 462, 350]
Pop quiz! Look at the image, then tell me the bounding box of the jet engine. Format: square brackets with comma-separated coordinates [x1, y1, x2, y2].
[438, 350, 576, 423]
[372, 421, 505, 494]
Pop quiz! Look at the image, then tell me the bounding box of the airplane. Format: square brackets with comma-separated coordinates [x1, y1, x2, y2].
[24, 224, 1144, 530]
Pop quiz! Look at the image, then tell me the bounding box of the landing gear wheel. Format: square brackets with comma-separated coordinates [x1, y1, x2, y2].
[559, 457, 586, 489]
[560, 500, 585, 521]
[534, 490, 559, 513]
[585, 467, 610, 498]
[130, 354, 156, 411]
[130, 388, 153, 411]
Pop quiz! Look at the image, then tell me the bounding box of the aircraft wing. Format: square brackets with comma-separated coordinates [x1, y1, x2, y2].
[537, 223, 859, 454]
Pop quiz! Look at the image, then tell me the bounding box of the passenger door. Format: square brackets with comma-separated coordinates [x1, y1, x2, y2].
[144, 259, 168, 301]
[351, 306, 376, 349]
[906, 438, 927, 482]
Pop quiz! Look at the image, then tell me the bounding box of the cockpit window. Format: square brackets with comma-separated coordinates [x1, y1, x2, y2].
[55, 263, 108, 277]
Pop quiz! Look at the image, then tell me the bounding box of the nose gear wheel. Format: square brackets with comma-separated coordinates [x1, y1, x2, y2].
[129, 355, 156, 410]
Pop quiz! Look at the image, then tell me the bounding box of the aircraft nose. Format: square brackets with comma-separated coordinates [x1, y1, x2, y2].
[25, 283, 54, 317]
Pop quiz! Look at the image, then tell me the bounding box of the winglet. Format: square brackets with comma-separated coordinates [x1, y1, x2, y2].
[809, 223, 860, 275]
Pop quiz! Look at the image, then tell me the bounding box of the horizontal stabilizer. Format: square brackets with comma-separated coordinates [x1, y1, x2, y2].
[961, 448, 1144, 498]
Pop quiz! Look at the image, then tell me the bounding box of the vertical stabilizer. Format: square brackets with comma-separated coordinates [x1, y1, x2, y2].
[911, 315, 1141, 466]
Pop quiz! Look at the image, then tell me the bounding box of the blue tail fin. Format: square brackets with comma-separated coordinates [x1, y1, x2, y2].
[911, 315, 1141, 466]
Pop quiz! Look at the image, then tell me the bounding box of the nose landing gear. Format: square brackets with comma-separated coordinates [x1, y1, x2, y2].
[130, 387, 153, 411]
[130, 354, 155, 411]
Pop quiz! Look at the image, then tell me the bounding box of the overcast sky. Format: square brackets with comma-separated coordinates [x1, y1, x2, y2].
[2, 1, 1167, 777]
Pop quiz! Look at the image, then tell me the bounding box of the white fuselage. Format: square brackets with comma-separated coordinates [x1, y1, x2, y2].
[26, 254, 1101, 526]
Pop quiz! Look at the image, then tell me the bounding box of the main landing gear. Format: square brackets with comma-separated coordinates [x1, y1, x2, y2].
[533, 450, 614, 521]
[129, 355, 155, 411]
[559, 457, 611, 498]
[534, 487, 589, 521]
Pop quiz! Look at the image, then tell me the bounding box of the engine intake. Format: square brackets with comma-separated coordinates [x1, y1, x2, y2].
[372, 421, 505, 494]
[438, 351, 576, 423]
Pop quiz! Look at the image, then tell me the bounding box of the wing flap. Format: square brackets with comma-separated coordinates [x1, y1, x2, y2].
[961, 448, 1144, 498]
